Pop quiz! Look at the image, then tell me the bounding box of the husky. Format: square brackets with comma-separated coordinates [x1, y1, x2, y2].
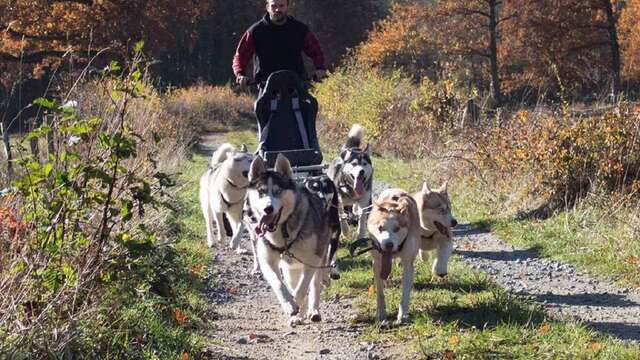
[367, 188, 420, 324]
[199, 143, 253, 250]
[246, 154, 334, 327]
[243, 174, 341, 279]
[327, 124, 373, 241]
[413, 182, 458, 277]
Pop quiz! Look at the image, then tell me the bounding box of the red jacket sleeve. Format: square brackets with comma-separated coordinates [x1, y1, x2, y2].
[233, 31, 256, 77]
[302, 31, 326, 70]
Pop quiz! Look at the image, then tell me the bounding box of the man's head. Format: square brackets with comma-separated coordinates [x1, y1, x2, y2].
[266, 0, 289, 25]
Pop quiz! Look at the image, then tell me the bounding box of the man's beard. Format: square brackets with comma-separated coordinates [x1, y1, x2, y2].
[271, 13, 286, 24]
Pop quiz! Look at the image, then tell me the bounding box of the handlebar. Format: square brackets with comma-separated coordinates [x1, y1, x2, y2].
[238, 74, 323, 90]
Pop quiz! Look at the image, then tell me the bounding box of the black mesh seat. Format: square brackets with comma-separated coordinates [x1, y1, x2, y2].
[255, 70, 322, 167]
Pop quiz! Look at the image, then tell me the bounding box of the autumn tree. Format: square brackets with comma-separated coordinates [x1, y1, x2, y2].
[291, 0, 387, 68]
[500, 0, 623, 96]
[619, 0, 640, 81]
[355, 3, 438, 79]
[433, 0, 516, 107]
[0, 0, 205, 122]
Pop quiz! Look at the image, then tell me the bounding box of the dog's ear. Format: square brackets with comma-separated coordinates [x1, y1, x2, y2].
[240, 143, 248, 152]
[422, 181, 432, 194]
[274, 153, 293, 179]
[249, 156, 266, 181]
[438, 181, 448, 194]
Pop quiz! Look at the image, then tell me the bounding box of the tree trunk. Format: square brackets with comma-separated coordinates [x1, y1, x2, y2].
[603, 0, 621, 95]
[489, 0, 503, 107]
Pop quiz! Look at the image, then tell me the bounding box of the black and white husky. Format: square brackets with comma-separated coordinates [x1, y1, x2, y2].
[245, 154, 336, 327]
[328, 124, 374, 241]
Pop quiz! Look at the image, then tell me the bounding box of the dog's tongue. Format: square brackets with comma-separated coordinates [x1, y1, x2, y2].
[380, 252, 393, 280]
[435, 221, 450, 237]
[354, 178, 365, 197]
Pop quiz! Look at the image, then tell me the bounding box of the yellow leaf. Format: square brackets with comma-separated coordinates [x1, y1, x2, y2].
[368, 284, 376, 296]
[538, 323, 552, 335]
[448, 335, 460, 346]
[179, 353, 189, 360]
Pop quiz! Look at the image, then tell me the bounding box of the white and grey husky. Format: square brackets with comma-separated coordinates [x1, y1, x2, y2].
[245, 154, 335, 327]
[328, 124, 374, 241]
[199, 143, 253, 250]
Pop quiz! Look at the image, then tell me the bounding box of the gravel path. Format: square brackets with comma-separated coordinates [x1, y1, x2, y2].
[202, 243, 386, 360]
[454, 224, 640, 342]
[198, 134, 389, 360]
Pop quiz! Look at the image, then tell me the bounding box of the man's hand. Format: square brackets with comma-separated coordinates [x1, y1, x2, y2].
[236, 75, 249, 87]
[314, 69, 327, 80]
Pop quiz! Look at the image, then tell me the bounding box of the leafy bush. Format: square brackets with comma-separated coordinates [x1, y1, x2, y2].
[473, 105, 640, 202]
[0, 49, 206, 358]
[314, 64, 468, 157]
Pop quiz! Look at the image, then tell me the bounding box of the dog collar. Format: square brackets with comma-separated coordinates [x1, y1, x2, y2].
[421, 231, 437, 241]
[220, 191, 243, 207]
[226, 178, 249, 189]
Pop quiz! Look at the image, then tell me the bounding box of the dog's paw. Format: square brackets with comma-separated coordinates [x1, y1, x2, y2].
[395, 314, 409, 325]
[431, 274, 448, 284]
[308, 310, 322, 322]
[284, 302, 299, 317]
[235, 247, 250, 255]
[288, 315, 304, 327]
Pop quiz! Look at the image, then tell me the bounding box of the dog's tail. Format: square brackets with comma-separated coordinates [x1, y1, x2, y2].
[210, 143, 235, 166]
[344, 123, 364, 149]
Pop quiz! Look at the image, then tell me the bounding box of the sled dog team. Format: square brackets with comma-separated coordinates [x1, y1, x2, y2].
[199, 124, 457, 326]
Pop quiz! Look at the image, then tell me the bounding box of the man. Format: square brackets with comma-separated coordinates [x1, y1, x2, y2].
[233, 0, 327, 87]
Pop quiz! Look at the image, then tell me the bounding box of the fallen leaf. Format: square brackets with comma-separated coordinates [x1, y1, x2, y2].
[179, 353, 189, 360]
[538, 323, 552, 335]
[368, 284, 376, 296]
[462, 241, 473, 250]
[448, 335, 460, 346]
[443, 349, 456, 359]
[189, 264, 204, 276]
[173, 308, 188, 325]
[625, 256, 639, 265]
[588, 342, 604, 351]
[228, 287, 238, 295]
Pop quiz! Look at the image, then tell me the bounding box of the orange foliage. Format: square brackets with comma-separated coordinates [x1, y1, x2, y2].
[474, 106, 640, 197]
[619, 0, 640, 79]
[355, 3, 436, 76]
[500, 0, 619, 92]
[0, 206, 27, 243]
[0, 0, 207, 87]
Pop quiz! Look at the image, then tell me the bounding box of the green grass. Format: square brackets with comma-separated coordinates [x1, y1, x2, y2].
[217, 128, 640, 358]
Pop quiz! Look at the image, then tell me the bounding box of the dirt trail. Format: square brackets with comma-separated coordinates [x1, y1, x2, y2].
[203, 244, 386, 360]
[198, 134, 389, 360]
